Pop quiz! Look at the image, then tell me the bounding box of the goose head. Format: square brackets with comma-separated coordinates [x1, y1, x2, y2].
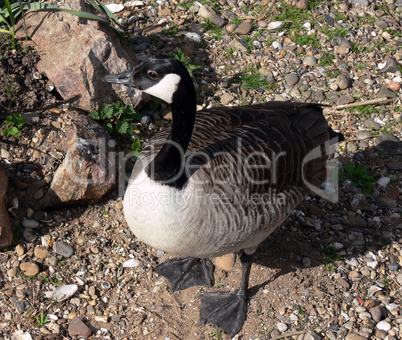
[104, 55, 196, 106]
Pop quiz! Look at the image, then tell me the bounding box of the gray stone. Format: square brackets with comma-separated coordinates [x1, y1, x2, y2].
[337, 95, 354, 105]
[303, 331, 322, 340]
[285, 73, 299, 86]
[53, 241, 74, 258]
[356, 131, 372, 140]
[336, 74, 351, 89]
[387, 263, 399, 271]
[377, 86, 397, 99]
[375, 20, 388, 29]
[303, 56, 318, 66]
[52, 284, 78, 302]
[198, 5, 215, 18]
[302, 256, 311, 268]
[370, 305, 387, 322]
[234, 22, 252, 35]
[129, 35, 151, 47]
[37, 116, 116, 209]
[229, 39, 248, 52]
[14, 300, 29, 314]
[209, 14, 225, 28]
[15, 0, 141, 111]
[345, 334, 367, 340]
[375, 135, 402, 154]
[397, 273, 402, 285]
[381, 57, 400, 73]
[376, 320, 391, 331]
[351, 0, 369, 5]
[221, 93, 234, 105]
[363, 120, 381, 130]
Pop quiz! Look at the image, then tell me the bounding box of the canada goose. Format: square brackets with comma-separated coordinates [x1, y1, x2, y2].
[105, 55, 344, 336]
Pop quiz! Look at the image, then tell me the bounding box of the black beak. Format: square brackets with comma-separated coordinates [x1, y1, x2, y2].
[104, 69, 135, 86]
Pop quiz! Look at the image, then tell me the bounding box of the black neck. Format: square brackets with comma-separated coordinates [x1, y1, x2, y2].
[145, 80, 196, 188]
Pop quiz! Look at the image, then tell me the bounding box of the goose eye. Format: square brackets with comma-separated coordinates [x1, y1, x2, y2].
[147, 70, 159, 79]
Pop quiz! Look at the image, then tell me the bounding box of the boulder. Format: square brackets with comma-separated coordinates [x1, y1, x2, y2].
[0, 162, 13, 248]
[15, 0, 142, 111]
[37, 115, 116, 209]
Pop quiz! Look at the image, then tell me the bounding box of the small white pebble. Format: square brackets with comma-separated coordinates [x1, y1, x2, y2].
[377, 177, 390, 187]
[376, 320, 391, 331]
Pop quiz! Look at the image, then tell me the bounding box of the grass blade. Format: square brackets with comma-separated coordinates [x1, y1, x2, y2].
[4, 0, 14, 26]
[94, 0, 120, 26]
[24, 2, 111, 24]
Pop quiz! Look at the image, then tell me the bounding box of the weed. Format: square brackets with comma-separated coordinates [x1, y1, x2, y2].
[321, 26, 349, 40]
[231, 17, 242, 25]
[224, 47, 235, 58]
[1, 111, 26, 137]
[172, 49, 201, 77]
[356, 62, 366, 70]
[35, 310, 49, 327]
[89, 101, 141, 137]
[296, 306, 306, 316]
[319, 52, 334, 66]
[346, 104, 377, 119]
[325, 263, 336, 272]
[324, 69, 340, 79]
[131, 138, 142, 157]
[351, 43, 365, 54]
[239, 67, 276, 92]
[292, 33, 321, 49]
[202, 18, 223, 40]
[339, 162, 378, 197]
[323, 246, 340, 262]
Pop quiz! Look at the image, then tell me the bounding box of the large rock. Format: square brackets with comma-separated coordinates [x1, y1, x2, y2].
[15, 0, 141, 111]
[37, 115, 116, 209]
[0, 162, 13, 248]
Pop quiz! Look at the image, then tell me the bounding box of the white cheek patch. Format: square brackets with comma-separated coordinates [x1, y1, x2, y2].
[143, 73, 182, 104]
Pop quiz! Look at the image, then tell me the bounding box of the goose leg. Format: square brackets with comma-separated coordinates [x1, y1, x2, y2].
[155, 256, 214, 292]
[199, 253, 252, 336]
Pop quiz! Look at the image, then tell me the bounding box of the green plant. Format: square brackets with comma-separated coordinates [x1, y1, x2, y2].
[172, 49, 201, 77]
[293, 33, 321, 49]
[35, 310, 49, 327]
[231, 17, 242, 25]
[239, 67, 276, 92]
[356, 62, 366, 70]
[340, 162, 378, 196]
[319, 52, 334, 66]
[131, 138, 142, 157]
[324, 69, 340, 79]
[1, 111, 26, 137]
[296, 306, 306, 316]
[323, 246, 340, 262]
[89, 101, 141, 137]
[202, 18, 223, 40]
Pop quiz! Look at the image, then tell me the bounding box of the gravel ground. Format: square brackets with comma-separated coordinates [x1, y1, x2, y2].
[0, 0, 402, 339]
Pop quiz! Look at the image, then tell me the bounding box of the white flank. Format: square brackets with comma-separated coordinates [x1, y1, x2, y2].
[143, 73, 181, 104]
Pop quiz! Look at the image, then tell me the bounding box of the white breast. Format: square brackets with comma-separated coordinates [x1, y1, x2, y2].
[123, 170, 191, 252]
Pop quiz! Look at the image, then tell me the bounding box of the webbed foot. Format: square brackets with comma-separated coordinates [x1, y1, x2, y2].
[155, 256, 214, 292]
[200, 289, 247, 336]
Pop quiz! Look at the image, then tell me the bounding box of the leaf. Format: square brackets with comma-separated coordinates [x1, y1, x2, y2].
[103, 121, 114, 133]
[88, 110, 100, 120]
[116, 120, 129, 135]
[102, 104, 114, 119]
[344, 162, 354, 176]
[2, 126, 22, 137]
